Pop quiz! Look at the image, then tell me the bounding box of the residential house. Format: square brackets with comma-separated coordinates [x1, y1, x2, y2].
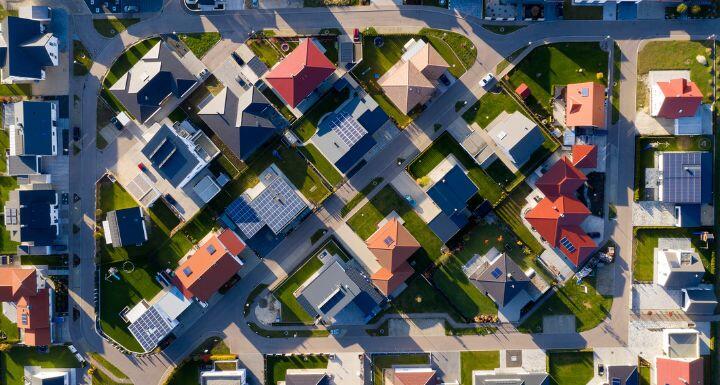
[102, 206, 148, 248]
[233, 44, 268, 85]
[656, 329, 704, 385]
[473, 370, 549, 385]
[425, 163, 479, 243]
[296, 259, 383, 325]
[468, 250, 530, 308]
[681, 287, 717, 315]
[0, 8, 59, 83]
[4, 183, 60, 255]
[0, 267, 52, 346]
[26, 367, 75, 385]
[651, 78, 702, 119]
[198, 86, 282, 160]
[388, 367, 437, 385]
[265, 39, 335, 108]
[5, 100, 58, 176]
[279, 370, 328, 385]
[604, 366, 638, 385]
[366, 218, 420, 296]
[379, 39, 450, 114]
[571, 144, 598, 169]
[655, 247, 705, 289]
[565, 82, 606, 129]
[525, 157, 596, 267]
[174, 229, 245, 303]
[486, 111, 545, 169]
[200, 362, 246, 385]
[125, 286, 193, 352]
[109, 40, 199, 123]
[656, 152, 712, 205]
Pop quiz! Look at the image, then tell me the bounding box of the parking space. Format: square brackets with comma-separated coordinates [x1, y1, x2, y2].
[83, 0, 162, 13]
[542, 315, 576, 334]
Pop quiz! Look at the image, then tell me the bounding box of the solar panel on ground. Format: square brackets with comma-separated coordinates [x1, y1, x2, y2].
[332, 112, 367, 148]
[127, 306, 174, 352]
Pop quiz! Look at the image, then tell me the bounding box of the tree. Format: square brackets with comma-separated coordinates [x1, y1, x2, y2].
[690, 4, 702, 14]
[677, 3, 688, 14]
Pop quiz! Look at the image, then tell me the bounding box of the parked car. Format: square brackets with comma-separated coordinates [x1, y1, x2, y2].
[138, 163, 146, 172]
[479, 73, 496, 90]
[73, 126, 80, 141]
[231, 51, 245, 66]
[353, 28, 360, 42]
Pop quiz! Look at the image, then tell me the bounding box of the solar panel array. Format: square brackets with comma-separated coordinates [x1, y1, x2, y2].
[225, 173, 307, 239]
[662, 152, 704, 203]
[128, 307, 175, 352]
[331, 112, 367, 148]
[559, 237, 576, 253]
[491, 267, 503, 279]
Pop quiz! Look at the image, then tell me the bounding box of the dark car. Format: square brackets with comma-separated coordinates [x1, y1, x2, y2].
[73, 126, 81, 141]
[165, 194, 177, 206]
[231, 51, 245, 66]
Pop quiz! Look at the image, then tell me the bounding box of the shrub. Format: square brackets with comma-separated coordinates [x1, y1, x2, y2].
[677, 3, 688, 13]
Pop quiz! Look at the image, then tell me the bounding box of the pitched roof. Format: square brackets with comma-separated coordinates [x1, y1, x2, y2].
[11, 101, 55, 156]
[535, 156, 587, 198]
[660, 152, 712, 204]
[408, 42, 449, 81]
[656, 357, 703, 385]
[379, 61, 435, 114]
[394, 370, 437, 385]
[1, 16, 57, 80]
[366, 218, 421, 271]
[0, 267, 36, 301]
[606, 366, 639, 385]
[486, 111, 545, 167]
[572, 144, 598, 169]
[371, 262, 414, 296]
[106, 206, 147, 247]
[284, 373, 328, 385]
[174, 230, 244, 302]
[0, 268, 50, 346]
[565, 82, 606, 128]
[469, 253, 529, 306]
[17, 287, 50, 330]
[265, 39, 335, 108]
[656, 78, 703, 119]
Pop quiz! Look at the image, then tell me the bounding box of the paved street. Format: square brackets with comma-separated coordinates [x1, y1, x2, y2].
[60, 2, 720, 384]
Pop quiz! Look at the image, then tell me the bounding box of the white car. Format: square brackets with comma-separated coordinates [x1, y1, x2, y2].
[480, 73, 496, 90]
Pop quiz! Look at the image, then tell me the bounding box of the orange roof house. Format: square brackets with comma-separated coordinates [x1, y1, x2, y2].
[393, 368, 437, 385]
[651, 78, 703, 119]
[565, 82, 606, 128]
[174, 229, 245, 302]
[656, 357, 703, 385]
[0, 267, 51, 346]
[264, 39, 336, 108]
[572, 144, 598, 169]
[535, 156, 587, 198]
[366, 218, 421, 296]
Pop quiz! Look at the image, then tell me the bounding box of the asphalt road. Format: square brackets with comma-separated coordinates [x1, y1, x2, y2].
[65, 2, 720, 384]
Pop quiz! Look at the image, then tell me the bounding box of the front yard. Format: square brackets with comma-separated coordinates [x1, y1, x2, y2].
[460, 351, 499, 385]
[1, 346, 81, 385]
[371, 354, 429, 385]
[166, 339, 231, 385]
[547, 351, 594, 385]
[93, 18, 140, 38]
[266, 355, 328, 385]
[462, 90, 520, 129]
[633, 227, 715, 283]
[0, 312, 19, 343]
[636, 40, 714, 109]
[178, 32, 221, 59]
[73, 40, 93, 76]
[507, 42, 609, 118]
[272, 249, 326, 324]
[103, 37, 161, 88]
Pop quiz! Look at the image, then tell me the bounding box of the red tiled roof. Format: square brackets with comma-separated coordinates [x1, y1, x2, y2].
[371, 262, 414, 296]
[535, 156, 587, 198]
[366, 218, 421, 271]
[0, 268, 37, 302]
[557, 226, 596, 266]
[23, 327, 51, 347]
[174, 231, 244, 302]
[656, 357, 704, 385]
[0, 268, 51, 346]
[394, 370, 437, 385]
[217, 228, 246, 256]
[572, 144, 598, 169]
[265, 39, 335, 108]
[656, 78, 702, 119]
[565, 82, 606, 128]
[515, 83, 531, 99]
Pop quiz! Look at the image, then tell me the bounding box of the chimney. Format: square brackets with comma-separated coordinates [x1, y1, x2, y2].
[507, 272, 512, 280]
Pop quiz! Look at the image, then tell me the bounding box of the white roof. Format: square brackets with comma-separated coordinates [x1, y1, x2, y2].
[155, 286, 193, 321]
[125, 300, 150, 323]
[193, 175, 221, 203]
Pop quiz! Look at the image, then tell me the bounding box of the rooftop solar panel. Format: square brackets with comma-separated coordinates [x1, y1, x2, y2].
[225, 198, 264, 239]
[491, 268, 503, 279]
[661, 152, 708, 204]
[559, 237, 576, 253]
[332, 112, 367, 148]
[127, 307, 175, 352]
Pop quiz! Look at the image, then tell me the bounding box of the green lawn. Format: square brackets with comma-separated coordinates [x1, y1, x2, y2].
[0, 175, 19, 254]
[612, 43, 621, 124]
[0, 312, 19, 343]
[432, 256, 498, 319]
[104, 38, 161, 88]
[548, 351, 594, 385]
[496, 47, 525, 74]
[347, 185, 443, 272]
[318, 38, 338, 64]
[247, 38, 282, 68]
[88, 352, 129, 380]
[418, 28, 477, 78]
[372, 354, 429, 385]
[462, 90, 520, 129]
[340, 177, 383, 217]
[293, 87, 350, 142]
[92, 368, 126, 385]
[148, 200, 181, 234]
[460, 351, 499, 385]
[376, 276, 464, 321]
[562, 0, 602, 19]
[178, 32, 221, 59]
[519, 277, 612, 333]
[260, 86, 296, 123]
[637, 40, 714, 109]
[299, 144, 343, 187]
[1, 346, 81, 385]
[266, 355, 328, 385]
[633, 227, 715, 283]
[20, 255, 65, 266]
[166, 339, 230, 385]
[494, 182, 544, 255]
[73, 40, 93, 76]
[273, 254, 325, 324]
[507, 42, 608, 118]
[407, 132, 505, 204]
[485, 159, 515, 188]
[93, 18, 140, 38]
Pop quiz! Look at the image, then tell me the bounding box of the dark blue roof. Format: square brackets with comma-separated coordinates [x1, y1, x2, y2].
[18, 101, 54, 155]
[427, 165, 478, 215]
[18, 189, 57, 245]
[356, 105, 388, 134]
[677, 204, 701, 228]
[335, 134, 376, 173]
[661, 152, 712, 204]
[319, 290, 346, 314]
[114, 207, 146, 246]
[141, 125, 200, 187]
[428, 213, 462, 243]
[2, 16, 53, 80]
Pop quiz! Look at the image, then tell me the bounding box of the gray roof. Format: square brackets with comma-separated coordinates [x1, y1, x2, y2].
[486, 111, 545, 167]
[606, 366, 638, 385]
[107, 207, 146, 248]
[284, 373, 328, 385]
[473, 372, 549, 385]
[4, 187, 58, 246]
[198, 87, 279, 160]
[11, 101, 55, 156]
[141, 124, 201, 188]
[109, 40, 197, 123]
[667, 331, 698, 359]
[660, 152, 712, 204]
[7, 155, 39, 176]
[658, 248, 705, 289]
[469, 253, 529, 307]
[0, 15, 56, 80]
[683, 288, 717, 315]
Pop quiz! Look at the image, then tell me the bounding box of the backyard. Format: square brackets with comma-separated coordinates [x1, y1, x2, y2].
[507, 42, 609, 118]
[166, 338, 231, 385]
[0, 312, 19, 343]
[93, 18, 140, 38]
[298, 144, 343, 187]
[352, 29, 476, 128]
[1, 346, 81, 385]
[407, 132, 505, 205]
[371, 354, 429, 385]
[462, 90, 520, 129]
[73, 40, 93, 76]
[340, 177, 383, 217]
[636, 40, 714, 109]
[633, 227, 715, 283]
[272, 248, 326, 324]
[103, 37, 161, 88]
[460, 351, 499, 385]
[247, 38, 283, 68]
[178, 32, 222, 59]
[293, 86, 350, 142]
[266, 355, 328, 385]
[547, 350, 594, 385]
[494, 182, 544, 256]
